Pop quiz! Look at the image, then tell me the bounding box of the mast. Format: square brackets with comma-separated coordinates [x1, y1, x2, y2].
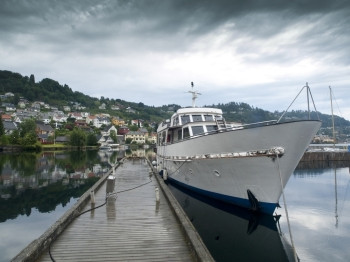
[188, 82, 201, 107]
[306, 82, 310, 119]
[330, 86, 336, 148]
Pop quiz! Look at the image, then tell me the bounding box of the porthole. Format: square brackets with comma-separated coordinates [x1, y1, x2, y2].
[213, 170, 220, 177]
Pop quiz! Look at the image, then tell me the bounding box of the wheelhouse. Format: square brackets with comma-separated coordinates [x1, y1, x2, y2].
[157, 107, 240, 146]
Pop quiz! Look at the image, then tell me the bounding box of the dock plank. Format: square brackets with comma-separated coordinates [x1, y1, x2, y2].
[37, 158, 195, 262]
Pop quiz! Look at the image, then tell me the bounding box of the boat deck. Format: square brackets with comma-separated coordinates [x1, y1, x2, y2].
[37, 158, 196, 262]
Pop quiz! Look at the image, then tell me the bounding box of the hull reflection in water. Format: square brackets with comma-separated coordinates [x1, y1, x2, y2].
[168, 182, 297, 262]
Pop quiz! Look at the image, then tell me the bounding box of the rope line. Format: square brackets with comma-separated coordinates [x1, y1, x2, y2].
[49, 170, 153, 262]
[275, 154, 298, 262]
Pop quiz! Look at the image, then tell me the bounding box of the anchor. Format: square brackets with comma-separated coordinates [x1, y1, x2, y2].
[247, 189, 260, 212]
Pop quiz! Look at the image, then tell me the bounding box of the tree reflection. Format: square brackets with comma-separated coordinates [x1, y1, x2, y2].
[0, 177, 99, 222]
[0, 150, 104, 222]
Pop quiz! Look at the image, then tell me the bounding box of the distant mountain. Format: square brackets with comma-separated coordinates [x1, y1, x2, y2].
[1, 70, 349, 133]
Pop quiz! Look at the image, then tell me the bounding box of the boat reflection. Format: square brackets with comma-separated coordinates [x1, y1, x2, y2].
[168, 182, 297, 262]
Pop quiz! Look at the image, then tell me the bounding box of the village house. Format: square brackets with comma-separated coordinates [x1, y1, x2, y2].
[118, 126, 129, 135]
[36, 122, 54, 137]
[99, 103, 106, 110]
[126, 107, 136, 114]
[1, 114, 12, 121]
[148, 132, 157, 144]
[101, 125, 118, 136]
[111, 116, 125, 126]
[18, 101, 26, 109]
[3, 121, 17, 135]
[110, 105, 120, 110]
[125, 131, 146, 144]
[131, 119, 144, 127]
[97, 134, 114, 146]
[92, 116, 111, 128]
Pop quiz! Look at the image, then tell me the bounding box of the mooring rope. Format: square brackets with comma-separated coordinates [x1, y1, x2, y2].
[275, 154, 298, 262]
[49, 166, 153, 262]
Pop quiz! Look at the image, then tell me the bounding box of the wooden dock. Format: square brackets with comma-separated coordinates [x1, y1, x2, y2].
[36, 158, 198, 262]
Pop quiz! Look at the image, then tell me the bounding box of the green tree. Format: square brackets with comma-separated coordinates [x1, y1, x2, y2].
[9, 129, 20, 144]
[86, 133, 98, 146]
[21, 132, 37, 146]
[29, 74, 35, 85]
[110, 130, 118, 143]
[70, 128, 86, 147]
[1, 135, 9, 145]
[129, 125, 138, 131]
[18, 119, 37, 145]
[19, 119, 36, 137]
[0, 118, 4, 136]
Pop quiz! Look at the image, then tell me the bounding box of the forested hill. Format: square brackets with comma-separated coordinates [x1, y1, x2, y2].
[0, 70, 171, 122]
[0, 70, 98, 107]
[211, 101, 350, 129]
[1, 70, 349, 129]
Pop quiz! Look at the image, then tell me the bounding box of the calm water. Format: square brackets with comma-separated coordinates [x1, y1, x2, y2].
[168, 161, 350, 262]
[0, 150, 125, 262]
[1, 151, 349, 262]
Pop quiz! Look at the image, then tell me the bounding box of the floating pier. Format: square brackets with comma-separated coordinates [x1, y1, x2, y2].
[13, 157, 213, 262]
[300, 151, 350, 162]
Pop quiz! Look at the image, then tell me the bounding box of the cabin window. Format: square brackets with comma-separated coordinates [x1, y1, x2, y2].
[215, 115, 223, 121]
[192, 115, 203, 122]
[183, 127, 190, 139]
[181, 115, 190, 124]
[204, 115, 214, 121]
[173, 116, 179, 126]
[177, 129, 182, 140]
[192, 126, 204, 136]
[206, 125, 218, 132]
[161, 131, 166, 143]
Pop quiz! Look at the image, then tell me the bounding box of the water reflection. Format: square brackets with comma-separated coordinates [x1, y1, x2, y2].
[277, 162, 350, 262]
[0, 148, 155, 262]
[168, 182, 296, 262]
[0, 150, 133, 222]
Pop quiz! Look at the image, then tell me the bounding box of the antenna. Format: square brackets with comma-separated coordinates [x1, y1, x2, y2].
[187, 82, 201, 107]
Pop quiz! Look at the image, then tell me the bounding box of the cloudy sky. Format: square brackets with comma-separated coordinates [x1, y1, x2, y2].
[1, 0, 350, 120]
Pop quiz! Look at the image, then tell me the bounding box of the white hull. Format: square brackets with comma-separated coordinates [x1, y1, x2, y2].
[157, 120, 321, 214]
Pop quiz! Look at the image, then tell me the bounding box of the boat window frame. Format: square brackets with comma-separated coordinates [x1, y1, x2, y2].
[177, 129, 182, 140]
[183, 127, 190, 139]
[192, 114, 203, 122]
[191, 125, 205, 136]
[204, 115, 214, 121]
[205, 125, 218, 133]
[181, 115, 191, 125]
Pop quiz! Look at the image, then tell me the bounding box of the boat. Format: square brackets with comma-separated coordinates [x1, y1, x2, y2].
[156, 82, 321, 214]
[168, 182, 298, 261]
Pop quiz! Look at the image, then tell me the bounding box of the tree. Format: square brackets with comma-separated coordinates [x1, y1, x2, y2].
[19, 119, 36, 137]
[129, 125, 138, 131]
[110, 130, 118, 143]
[86, 133, 98, 146]
[9, 129, 20, 144]
[21, 132, 37, 145]
[0, 118, 4, 136]
[70, 128, 86, 147]
[29, 74, 35, 85]
[18, 119, 37, 145]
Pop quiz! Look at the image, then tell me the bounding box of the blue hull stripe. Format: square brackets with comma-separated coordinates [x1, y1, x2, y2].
[167, 177, 278, 214]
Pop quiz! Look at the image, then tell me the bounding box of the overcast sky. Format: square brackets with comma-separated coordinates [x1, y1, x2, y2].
[1, 0, 350, 120]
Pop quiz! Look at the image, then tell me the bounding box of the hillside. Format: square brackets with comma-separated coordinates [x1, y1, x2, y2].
[0, 70, 172, 123]
[1, 70, 349, 137]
